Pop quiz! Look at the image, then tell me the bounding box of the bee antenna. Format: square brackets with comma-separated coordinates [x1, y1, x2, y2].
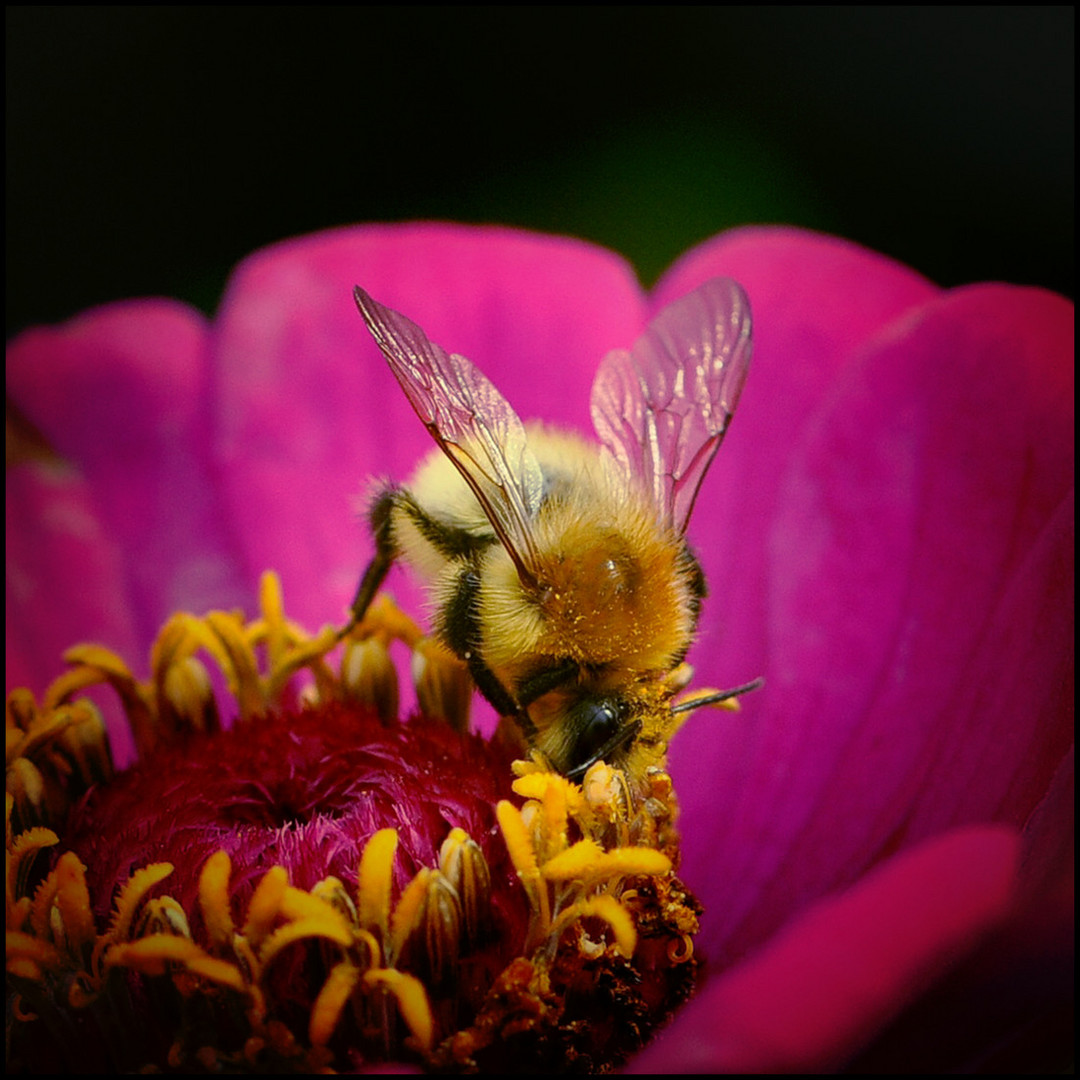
[670, 677, 764, 714]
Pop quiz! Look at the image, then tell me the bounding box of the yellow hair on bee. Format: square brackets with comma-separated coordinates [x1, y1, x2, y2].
[473, 429, 698, 681]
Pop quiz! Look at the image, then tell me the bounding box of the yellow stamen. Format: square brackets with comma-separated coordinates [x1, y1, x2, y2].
[136, 896, 191, 939]
[496, 799, 538, 881]
[539, 780, 571, 865]
[412, 639, 472, 732]
[8, 825, 59, 901]
[399, 869, 462, 987]
[438, 827, 491, 944]
[355, 594, 425, 649]
[581, 846, 672, 882]
[341, 636, 400, 722]
[204, 611, 265, 721]
[264, 624, 342, 703]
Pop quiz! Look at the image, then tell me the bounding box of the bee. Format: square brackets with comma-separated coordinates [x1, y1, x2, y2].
[349, 278, 760, 790]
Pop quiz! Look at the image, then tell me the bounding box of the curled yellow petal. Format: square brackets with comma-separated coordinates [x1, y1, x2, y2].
[553, 894, 637, 957]
[542, 842, 670, 885]
[6, 757, 46, 821]
[6, 929, 62, 975]
[106, 934, 246, 992]
[357, 827, 398, 943]
[106, 863, 174, 944]
[511, 771, 584, 818]
[309, 960, 362, 1047]
[52, 850, 96, 955]
[540, 838, 605, 882]
[496, 799, 549, 938]
[590, 847, 672, 879]
[198, 850, 235, 949]
[412, 639, 471, 732]
[363, 968, 434, 1053]
[389, 868, 430, 962]
[266, 626, 343, 703]
[257, 571, 288, 670]
[258, 915, 353, 971]
[279, 886, 352, 937]
[149, 612, 194, 673]
[58, 644, 135, 681]
[242, 865, 288, 946]
[496, 800, 537, 882]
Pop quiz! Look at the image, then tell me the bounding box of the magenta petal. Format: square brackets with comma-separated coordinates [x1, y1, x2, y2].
[847, 751, 1074, 1072]
[673, 282, 1073, 964]
[628, 825, 1021, 1074]
[6, 300, 249, 662]
[6, 462, 136, 677]
[210, 223, 647, 632]
[651, 227, 940, 692]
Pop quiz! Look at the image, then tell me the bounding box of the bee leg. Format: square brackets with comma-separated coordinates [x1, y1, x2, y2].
[469, 657, 535, 737]
[514, 658, 579, 707]
[347, 487, 399, 630]
[443, 567, 537, 741]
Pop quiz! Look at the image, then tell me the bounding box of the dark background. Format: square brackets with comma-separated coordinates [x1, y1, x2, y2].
[6, 6, 1073, 338]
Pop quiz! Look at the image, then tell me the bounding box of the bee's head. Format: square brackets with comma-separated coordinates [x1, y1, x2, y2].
[529, 691, 643, 781]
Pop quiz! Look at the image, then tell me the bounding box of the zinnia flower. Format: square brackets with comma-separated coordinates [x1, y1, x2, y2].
[6, 224, 1073, 1072]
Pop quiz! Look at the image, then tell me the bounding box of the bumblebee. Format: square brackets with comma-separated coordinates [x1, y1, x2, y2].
[350, 278, 758, 789]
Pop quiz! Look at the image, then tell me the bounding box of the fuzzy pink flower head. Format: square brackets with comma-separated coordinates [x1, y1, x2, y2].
[7, 223, 1073, 1071]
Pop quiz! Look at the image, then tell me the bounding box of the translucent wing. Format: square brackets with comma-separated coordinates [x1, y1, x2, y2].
[355, 287, 544, 585]
[590, 277, 752, 534]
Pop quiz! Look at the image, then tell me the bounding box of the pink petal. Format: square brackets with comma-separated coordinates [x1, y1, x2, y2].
[6, 462, 136, 682]
[6, 301, 248, 684]
[628, 825, 1021, 1073]
[672, 282, 1073, 964]
[650, 226, 940, 701]
[210, 223, 647, 633]
[846, 751, 1073, 1071]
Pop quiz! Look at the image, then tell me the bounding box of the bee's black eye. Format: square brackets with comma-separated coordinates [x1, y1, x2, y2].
[575, 700, 621, 767]
[562, 697, 642, 782]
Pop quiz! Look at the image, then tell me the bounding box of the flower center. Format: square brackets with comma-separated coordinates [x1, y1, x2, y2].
[7, 573, 703, 1072]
